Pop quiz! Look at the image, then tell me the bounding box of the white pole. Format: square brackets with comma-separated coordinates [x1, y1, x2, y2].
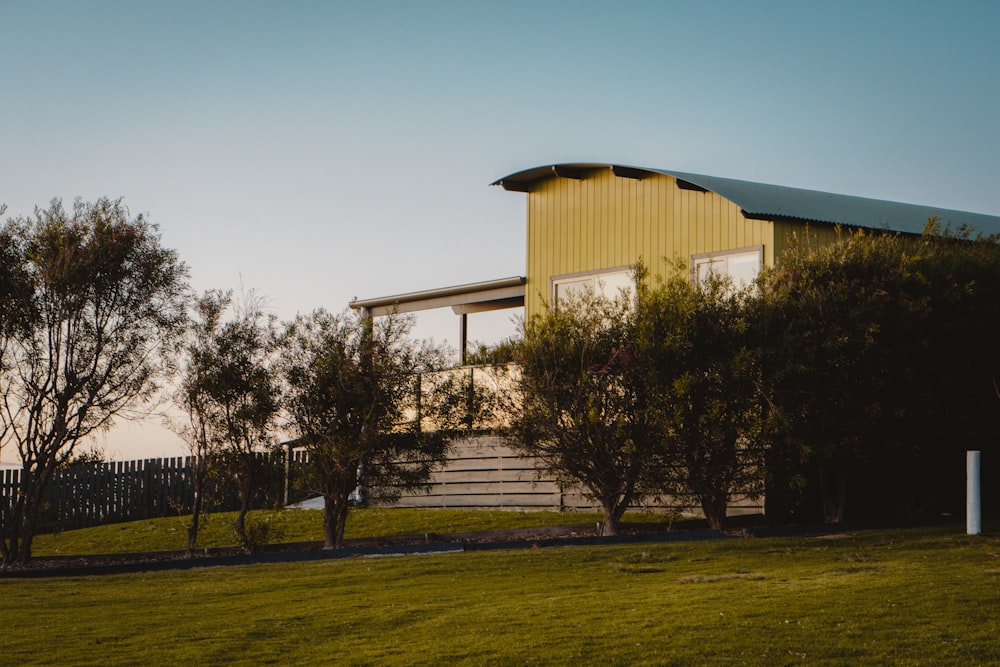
[967, 450, 982, 536]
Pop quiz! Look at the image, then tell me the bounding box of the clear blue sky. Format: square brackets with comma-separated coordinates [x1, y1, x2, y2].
[3, 0, 999, 459]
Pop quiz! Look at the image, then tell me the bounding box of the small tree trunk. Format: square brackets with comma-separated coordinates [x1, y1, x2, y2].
[5, 468, 36, 566]
[323, 494, 350, 549]
[186, 455, 207, 556]
[18, 506, 35, 565]
[819, 461, 848, 524]
[700, 491, 728, 530]
[0, 504, 11, 566]
[236, 481, 251, 552]
[763, 445, 793, 525]
[335, 502, 349, 548]
[16, 468, 49, 566]
[187, 489, 203, 556]
[187, 507, 201, 555]
[234, 451, 257, 552]
[1, 495, 25, 567]
[322, 496, 338, 549]
[600, 503, 619, 536]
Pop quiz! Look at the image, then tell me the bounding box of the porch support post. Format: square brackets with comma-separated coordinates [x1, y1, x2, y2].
[459, 312, 468, 366]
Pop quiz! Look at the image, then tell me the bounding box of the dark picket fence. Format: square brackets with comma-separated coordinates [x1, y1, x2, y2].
[0, 453, 294, 533]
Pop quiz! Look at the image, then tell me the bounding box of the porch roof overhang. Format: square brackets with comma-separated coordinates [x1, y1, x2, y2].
[349, 276, 526, 318]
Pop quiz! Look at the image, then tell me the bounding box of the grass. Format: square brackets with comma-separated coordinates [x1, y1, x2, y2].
[30, 507, 670, 556]
[4, 521, 1000, 665]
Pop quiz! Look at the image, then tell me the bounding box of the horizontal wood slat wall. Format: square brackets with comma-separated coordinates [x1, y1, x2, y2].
[390, 435, 763, 516]
[391, 436, 572, 509]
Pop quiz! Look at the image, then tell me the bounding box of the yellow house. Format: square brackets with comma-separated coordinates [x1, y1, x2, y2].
[349, 162, 1000, 511]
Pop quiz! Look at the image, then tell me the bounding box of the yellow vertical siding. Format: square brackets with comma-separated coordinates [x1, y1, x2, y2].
[523, 169, 777, 317]
[771, 219, 841, 262]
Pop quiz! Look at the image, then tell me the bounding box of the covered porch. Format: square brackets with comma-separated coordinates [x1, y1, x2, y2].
[349, 276, 526, 365]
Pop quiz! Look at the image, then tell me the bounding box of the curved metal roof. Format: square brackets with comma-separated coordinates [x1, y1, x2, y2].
[492, 164, 1000, 236]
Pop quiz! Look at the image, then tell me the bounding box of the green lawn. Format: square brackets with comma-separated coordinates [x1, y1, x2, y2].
[4, 522, 1000, 665]
[30, 507, 669, 556]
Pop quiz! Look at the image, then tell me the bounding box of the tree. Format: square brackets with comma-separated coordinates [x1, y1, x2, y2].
[759, 228, 933, 523]
[751, 224, 1000, 524]
[176, 290, 281, 552]
[508, 283, 659, 536]
[0, 198, 188, 566]
[637, 269, 767, 530]
[866, 224, 1000, 516]
[171, 291, 229, 555]
[280, 309, 455, 549]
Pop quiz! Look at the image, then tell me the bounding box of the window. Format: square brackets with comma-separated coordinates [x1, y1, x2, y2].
[691, 246, 763, 289]
[552, 268, 633, 304]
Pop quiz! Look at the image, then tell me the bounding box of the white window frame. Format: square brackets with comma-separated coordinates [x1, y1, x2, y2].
[551, 267, 634, 304]
[691, 246, 763, 289]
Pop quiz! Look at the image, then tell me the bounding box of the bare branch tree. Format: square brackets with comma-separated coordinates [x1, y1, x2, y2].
[0, 198, 188, 566]
[174, 289, 280, 552]
[169, 290, 231, 555]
